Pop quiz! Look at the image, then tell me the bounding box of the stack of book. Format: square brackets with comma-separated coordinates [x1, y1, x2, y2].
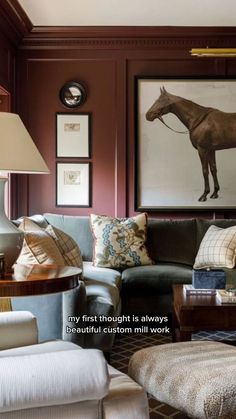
[183, 285, 236, 304]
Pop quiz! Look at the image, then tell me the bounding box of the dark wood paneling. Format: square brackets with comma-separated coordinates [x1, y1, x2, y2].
[0, 0, 31, 99]
[0, 1, 30, 218]
[21, 26, 236, 48]
[0, 17, 17, 95]
[18, 56, 117, 216]
[0, 0, 32, 46]
[16, 27, 236, 219]
[0, 39, 11, 89]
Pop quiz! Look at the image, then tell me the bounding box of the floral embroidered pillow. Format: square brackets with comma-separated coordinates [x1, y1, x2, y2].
[90, 213, 153, 269]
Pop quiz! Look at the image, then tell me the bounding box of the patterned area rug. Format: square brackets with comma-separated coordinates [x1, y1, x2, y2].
[110, 331, 236, 419]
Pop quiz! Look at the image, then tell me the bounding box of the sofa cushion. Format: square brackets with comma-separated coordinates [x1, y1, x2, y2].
[90, 213, 153, 269]
[194, 224, 236, 269]
[0, 349, 109, 413]
[83, 262, 122, 290]
[129, 341, 236, 419]
[121, 263, 192, 296]
[147, 219, 197, 266]
[44, 213, 93, 261]
[0, 340, 79, 358]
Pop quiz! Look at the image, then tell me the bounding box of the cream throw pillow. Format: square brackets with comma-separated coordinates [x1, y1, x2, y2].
[194, 225, 236, 269]
[17, 218, 65, 265]
[90, 213, 153, 269]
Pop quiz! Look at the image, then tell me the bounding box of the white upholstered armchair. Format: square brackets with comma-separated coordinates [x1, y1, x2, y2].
[0, 311, 149, 418]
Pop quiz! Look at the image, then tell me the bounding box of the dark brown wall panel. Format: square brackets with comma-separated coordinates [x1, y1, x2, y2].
[0, 0, 31, 96]
[0, 34, 16, 96]
[18, 58, 117, 216]
[16, 28, 236, 219]
[0, 39, 10, 88]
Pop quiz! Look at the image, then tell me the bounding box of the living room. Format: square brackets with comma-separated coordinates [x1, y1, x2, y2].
[0, 1, 236, 418]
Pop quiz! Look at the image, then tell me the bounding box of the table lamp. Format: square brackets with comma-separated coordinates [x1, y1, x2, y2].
[0, 112, 49, 272]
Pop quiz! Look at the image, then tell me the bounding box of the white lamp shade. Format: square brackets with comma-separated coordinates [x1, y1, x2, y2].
[0, 113, 49, 173]
[0, 112, 49, 272]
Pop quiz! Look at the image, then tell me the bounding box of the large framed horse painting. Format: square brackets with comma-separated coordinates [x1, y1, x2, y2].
[135, 77, 236, 211]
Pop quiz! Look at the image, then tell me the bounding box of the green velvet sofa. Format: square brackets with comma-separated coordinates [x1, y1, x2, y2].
[12, 214, 236, 351]
[42, 214, 236, 315]
[122, 217, 236, 316]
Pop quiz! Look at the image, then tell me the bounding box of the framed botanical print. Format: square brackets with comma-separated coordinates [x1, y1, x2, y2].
[56, 162, 91, 207]
[56, 113, 91, 158]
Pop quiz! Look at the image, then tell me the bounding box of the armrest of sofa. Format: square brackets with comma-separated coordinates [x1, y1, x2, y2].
[0, 348, 109, 413]
[0, 311, 38, 350]
[63, 281, 87, 347]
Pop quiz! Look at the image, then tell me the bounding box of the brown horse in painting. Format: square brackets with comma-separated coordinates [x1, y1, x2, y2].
[146, 87, 236, 202]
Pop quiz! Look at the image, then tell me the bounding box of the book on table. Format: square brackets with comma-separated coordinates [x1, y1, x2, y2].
[216, 289, 236, 304]
[183, 285, 217, 296]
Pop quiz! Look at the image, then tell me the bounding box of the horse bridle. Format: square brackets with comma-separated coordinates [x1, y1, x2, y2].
[157, 109, 214, 135]
[157, 116, 188, 134]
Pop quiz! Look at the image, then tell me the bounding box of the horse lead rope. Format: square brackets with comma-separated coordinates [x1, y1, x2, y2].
[157, 109, 214, 135]
[157, 116, 188, 134]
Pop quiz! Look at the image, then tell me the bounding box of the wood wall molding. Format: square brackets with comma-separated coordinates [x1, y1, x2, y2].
[0, 0, 32, 46]
[27, 25, 236, 38]
[15, 24, 236, 219]
[20, 26, 236, 50]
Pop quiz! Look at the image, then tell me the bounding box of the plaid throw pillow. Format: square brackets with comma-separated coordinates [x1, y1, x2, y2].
[194, 225, 236, 269]
[46, 225, 83, 273]
[90, 213, 153, 269]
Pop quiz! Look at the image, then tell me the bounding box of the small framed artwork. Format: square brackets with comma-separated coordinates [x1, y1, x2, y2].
[56, 162, 91, 207]
[56, 113, 91, 158]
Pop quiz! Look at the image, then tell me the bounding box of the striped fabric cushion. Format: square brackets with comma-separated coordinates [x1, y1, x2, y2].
[17, 230, 65, 265]
[194, 224, 236, 269]
[46, 225, 83, 272]
[18, 218, 83, 271]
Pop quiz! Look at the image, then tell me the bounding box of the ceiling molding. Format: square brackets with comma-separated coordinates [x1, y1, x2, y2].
[19, 26, 236, 50]
[27, 25, 236, 38]
[0, 0, 32, 45]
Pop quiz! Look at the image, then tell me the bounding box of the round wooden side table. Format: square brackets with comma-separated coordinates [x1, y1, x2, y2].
[0, 264, 82, 297]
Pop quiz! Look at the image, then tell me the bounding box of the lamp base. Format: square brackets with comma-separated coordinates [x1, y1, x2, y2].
[0, 177, 24, 272]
